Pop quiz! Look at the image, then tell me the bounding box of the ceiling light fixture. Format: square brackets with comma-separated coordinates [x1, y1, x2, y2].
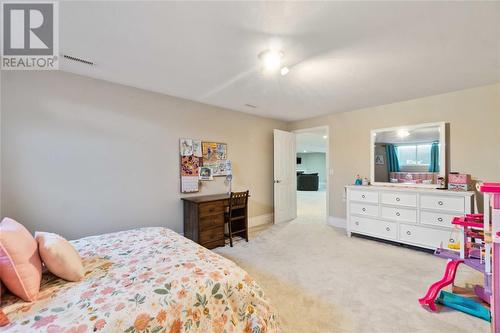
[258, 49, 290, 75]
[259, 49, 283, 72]
[397, 129, 410, 138]
[323, 135, 328, 139]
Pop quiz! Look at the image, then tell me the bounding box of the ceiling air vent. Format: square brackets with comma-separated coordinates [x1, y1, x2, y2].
[62, 54, 94, 66]
[245, 104, 257, 108]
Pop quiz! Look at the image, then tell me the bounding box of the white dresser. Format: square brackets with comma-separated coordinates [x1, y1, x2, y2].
[346, 185, 474, 250]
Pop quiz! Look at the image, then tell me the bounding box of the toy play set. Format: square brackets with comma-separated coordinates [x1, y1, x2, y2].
[419, 182, 500, 331]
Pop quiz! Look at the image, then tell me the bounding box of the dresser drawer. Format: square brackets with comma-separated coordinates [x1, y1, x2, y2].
[199, 226, 224, 244]
[381, 206, 417, 223]
[351, 216, 397, 240]
[350, 202, 379, 217]
[200, 214, 224, 231]
[350, 190, 378, 203]
[420, 211, 456, 228]
[380, 192, 417, 207]
[201, 239, 225, 249]
[399, 224, 458, 249]
[420, 195, 465, 212]
[199, 201, 225, 217]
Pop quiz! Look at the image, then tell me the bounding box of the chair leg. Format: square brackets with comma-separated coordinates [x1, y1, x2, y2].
[245, 217, 249, 242]
[228, 221, 233, 247]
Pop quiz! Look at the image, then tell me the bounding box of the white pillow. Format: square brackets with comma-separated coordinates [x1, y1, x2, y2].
[35, 232, 84, 282]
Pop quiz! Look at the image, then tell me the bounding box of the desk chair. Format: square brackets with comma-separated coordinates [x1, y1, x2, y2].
[225, 191, 249, 247]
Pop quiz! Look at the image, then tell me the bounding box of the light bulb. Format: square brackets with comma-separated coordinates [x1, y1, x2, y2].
[280, 66, 289, 76]
[397, 129, 410, 138]
[259, 50, 283, 72]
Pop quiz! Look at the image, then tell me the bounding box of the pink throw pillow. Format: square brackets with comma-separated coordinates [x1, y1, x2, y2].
[35, 232, 84, 282]
[0, 218, 42, 302]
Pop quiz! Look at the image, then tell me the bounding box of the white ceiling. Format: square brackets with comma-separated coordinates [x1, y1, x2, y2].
[60, 2, 500, 121]
[375, 126, 440, 145]
[296, 128, 328, 153]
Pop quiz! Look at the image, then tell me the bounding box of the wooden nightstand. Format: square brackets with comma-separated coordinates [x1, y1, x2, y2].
[181, 194, 229, 249]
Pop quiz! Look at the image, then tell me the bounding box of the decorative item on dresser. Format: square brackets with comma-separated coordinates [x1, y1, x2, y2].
[345, 185, 474, 250]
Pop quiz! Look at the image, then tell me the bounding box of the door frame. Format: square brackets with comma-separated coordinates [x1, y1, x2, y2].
[292, 125, 331, 220]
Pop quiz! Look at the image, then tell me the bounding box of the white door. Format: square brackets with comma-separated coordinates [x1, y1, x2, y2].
[273, 129, 297, 223]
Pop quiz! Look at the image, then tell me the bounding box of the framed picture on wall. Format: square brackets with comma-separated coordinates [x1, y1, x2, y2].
[375, 154, 385, 165]
[199, 167, 213, 181]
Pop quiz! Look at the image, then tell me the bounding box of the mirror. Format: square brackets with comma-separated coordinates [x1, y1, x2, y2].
[371, 122, 446, 188]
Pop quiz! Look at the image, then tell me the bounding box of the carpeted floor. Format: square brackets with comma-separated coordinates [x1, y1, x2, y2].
[215, 192, 489, 332]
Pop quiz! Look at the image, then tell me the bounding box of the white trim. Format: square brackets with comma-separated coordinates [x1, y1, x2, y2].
[249, 213, 274, 228]
[327, 216, 346, 229]
[370, 121, 447, 189]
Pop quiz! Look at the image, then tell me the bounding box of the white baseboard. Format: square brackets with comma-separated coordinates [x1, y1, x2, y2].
[327, 216, 346, 229]
[249, 213, 274, 228]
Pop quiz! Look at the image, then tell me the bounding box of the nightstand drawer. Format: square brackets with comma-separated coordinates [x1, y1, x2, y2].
[200, 214, 224, 231]
[199, 226, 224, 244]
[199, 201, 225, 217]
[201, 239, 225, 249]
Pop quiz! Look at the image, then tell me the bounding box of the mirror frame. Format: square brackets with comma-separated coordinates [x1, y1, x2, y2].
[370, 122, 447, 188]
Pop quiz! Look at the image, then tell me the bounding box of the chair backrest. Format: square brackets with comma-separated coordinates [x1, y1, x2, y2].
[229, 191, 249, 211]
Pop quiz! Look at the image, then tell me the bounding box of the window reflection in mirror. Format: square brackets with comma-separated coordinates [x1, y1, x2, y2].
[372, 124, 444, 186]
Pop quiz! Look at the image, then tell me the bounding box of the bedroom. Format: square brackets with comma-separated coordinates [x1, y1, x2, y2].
[1, 1, 499, 332]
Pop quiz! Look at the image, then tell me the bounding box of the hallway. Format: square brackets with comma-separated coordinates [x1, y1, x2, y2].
[296, 189, 327, 222]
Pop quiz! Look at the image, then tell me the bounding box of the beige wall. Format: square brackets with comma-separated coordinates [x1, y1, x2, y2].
[289, 83, 500, 219]
[1, 71, 286, 239]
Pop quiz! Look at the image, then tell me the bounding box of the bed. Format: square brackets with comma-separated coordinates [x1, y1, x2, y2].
[1, 227, 280, 333]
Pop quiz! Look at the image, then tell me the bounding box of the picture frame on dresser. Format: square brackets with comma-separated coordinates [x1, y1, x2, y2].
[370, 122, 447, 189]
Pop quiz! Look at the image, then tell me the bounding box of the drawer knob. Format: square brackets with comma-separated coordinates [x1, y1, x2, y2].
[396, 197, 401, 202]
[438, 201, 444, 206]
[386, 227, 390, 232]
[355, 221, 359, 226]
[361, 194, 366, 199]
[396, 212, 401, 217]
[362, 208, 366, 212]
[406, 231, 412, 236]
[437, 217, 443, 222]
[449, 238, 455, 243]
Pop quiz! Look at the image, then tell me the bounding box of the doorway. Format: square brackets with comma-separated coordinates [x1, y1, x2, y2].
[294, 126, 329, 222]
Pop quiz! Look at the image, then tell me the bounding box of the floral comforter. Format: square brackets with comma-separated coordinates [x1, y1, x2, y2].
[1, 227, 279, 333]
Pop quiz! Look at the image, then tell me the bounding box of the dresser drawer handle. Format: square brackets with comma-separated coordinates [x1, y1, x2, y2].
[406, 231, 412, 236]
[355, 221, 359, 226]
[396, 212, 401, 217]
[386, 227, 390, 232]
[438, 201, 444, 206]
[396, 197, 401, 202]
[361, 194, 366, 199]
[437, 217, 443, 222]
[362, 208, 366, 212]
[449, 238, 455, 243]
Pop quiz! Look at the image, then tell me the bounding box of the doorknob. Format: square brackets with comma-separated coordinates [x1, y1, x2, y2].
[274, 180, 281, 184]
